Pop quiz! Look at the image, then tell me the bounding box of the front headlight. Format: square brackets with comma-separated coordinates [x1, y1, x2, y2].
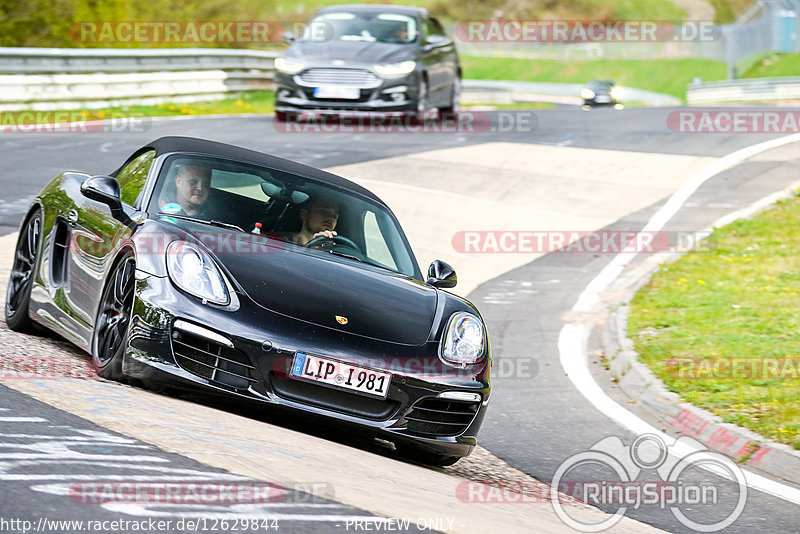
[166, 241, 230, 305]
[610, 86, 624, 100]
[580, 88, 595, 99]
[274, 57, 305, 73]
[374, 60, 416, 76]
[441, 312, 486, 365]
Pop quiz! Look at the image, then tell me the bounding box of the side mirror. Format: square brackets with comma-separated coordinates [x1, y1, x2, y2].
[424, 34, 448, 47]
[283, 30, 295, 43]
[427, 260, 457, 288]
[80, 175, 134, 227]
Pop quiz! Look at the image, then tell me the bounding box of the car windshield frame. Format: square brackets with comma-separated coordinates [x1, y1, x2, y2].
[145, 154, 423, 280]
[302, 11, 419, 44]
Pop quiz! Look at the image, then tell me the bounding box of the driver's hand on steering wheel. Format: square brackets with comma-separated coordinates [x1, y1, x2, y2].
[312, 230, 337, 240]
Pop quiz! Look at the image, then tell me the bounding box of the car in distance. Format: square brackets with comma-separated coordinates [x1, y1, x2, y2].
[5, 136, 490, 466]
[273, 4, 461, 121]
[580, 80, 623, 107]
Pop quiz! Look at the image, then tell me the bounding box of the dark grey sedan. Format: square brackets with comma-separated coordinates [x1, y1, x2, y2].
[273, 5, 461, 120]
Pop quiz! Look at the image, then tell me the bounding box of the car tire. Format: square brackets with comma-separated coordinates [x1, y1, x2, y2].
[91, 251, 136, 381]
[5, 209, 41, 332]
[439, 76, 461, 114]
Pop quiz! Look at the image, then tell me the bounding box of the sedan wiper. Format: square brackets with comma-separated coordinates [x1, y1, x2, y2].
[157, 213, 244, 232]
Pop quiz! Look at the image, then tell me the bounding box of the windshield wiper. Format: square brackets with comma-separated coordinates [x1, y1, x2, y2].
[157, 213, 244, 232]
[327, 249, 366, 263]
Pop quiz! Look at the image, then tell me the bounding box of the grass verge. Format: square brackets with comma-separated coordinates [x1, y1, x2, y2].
[0, 91, 275, 125]
[745, 53, 800, 78]
[461, 56, 728, 100]
[628, 192, 800, 450]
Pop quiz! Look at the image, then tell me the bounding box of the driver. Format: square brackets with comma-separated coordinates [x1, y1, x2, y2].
[172, 163, 212, 217]
[290, 196, 340, 245]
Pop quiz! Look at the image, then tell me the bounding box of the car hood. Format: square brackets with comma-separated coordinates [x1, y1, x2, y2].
[215, 238, 437, 346]
[285, 40, 414, 66]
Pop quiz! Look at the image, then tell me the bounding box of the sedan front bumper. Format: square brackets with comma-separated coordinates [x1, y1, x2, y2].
[274, 68, 422, 113]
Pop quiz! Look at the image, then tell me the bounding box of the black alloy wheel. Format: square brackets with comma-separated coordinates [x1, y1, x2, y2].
[92, 253, 135, 380]
[6, 210, 41, 332]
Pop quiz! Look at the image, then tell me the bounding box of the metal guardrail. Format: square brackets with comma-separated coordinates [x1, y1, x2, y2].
[0, 47, 278, 111]
[0, 47, 278, 73]
[462, 80, 682, 107]
[687, 76, 800, 104]
[0, 47, 684, 111]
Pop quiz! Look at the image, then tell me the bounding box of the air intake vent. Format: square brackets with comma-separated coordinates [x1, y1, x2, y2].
[404, 398, 480, 437]
[171, 329, 256, 390]
[298, 68, 380, 87]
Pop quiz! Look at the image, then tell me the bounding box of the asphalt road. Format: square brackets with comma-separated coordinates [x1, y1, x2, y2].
[0, 383, 420, 534]
[0, 107, 782, 236]
[1, 108, 799, 532]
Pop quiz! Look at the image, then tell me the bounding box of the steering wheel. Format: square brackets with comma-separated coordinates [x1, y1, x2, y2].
[306, 234, 362, 253]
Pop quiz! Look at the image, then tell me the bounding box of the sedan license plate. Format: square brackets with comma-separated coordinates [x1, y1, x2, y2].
[291, 352, 391, 399]
[313, 86, 361, 99]
[595, 95, 611, 103]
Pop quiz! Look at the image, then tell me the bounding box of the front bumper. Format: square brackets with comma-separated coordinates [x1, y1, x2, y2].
[274, 68, 421, 113]
[124, 273, 490, 458]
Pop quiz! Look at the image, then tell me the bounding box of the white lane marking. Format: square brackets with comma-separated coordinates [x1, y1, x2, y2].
[103, 502, 401, 523]
[0, 417, 47, 422]
[559, 132, 800, 504]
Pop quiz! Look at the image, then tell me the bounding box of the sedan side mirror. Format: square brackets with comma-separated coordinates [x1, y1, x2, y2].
[424, 34, 449, 47]
[80, 175, 134, 227]
[427, 260, 457, 288]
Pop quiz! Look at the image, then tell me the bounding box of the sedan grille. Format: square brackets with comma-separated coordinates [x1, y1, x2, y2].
[404, 398, 480, 437]
[297, 68, 380, 87]
[171, 330, 257, 390]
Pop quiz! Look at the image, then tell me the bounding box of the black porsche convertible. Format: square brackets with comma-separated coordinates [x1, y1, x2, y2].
[5, 137, 490, 465]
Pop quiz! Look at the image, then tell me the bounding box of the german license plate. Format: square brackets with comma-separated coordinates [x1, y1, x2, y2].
[313, 86, 361, 99]
[291, 352, 391, 399]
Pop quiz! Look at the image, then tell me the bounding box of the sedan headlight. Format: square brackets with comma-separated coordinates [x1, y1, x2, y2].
[166, 241, 229, 305]
[610, 86, 624, 100]
[274, 57, 305, 73]
[580, 88, 595, 99]
[374, 60, 416, 76]
[441, 312, 486, 365]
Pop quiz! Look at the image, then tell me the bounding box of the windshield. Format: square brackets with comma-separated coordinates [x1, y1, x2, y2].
[303, 12, 418, 44]
[147, 155, 420, 278]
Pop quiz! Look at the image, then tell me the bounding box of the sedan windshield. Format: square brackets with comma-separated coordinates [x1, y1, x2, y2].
[147, 155, 420, 278]
[303, 12, 418, 44]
